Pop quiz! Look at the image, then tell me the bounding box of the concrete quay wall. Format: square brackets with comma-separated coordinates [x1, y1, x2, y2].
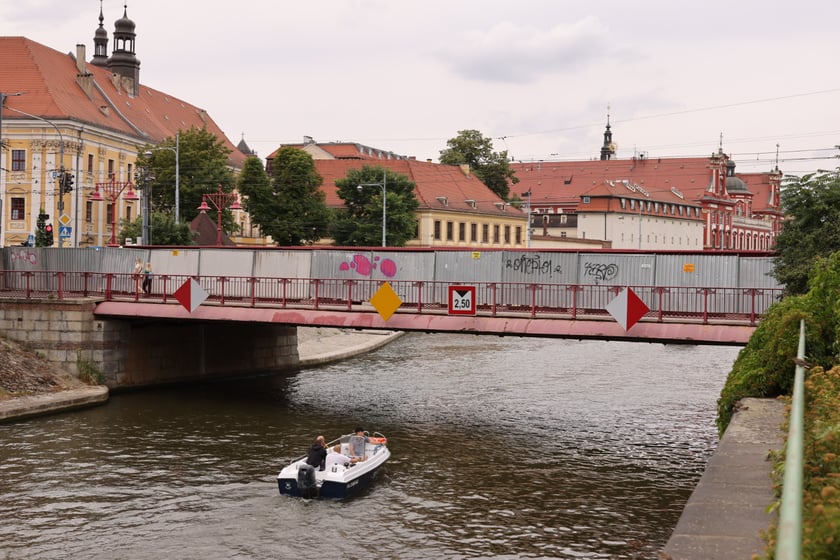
[0, 299, 300, 389]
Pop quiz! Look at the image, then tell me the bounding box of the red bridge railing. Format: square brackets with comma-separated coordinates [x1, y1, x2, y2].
[0, 270, 782, 326]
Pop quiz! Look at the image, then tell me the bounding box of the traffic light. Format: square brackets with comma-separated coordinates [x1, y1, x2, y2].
[45, 223, 54, 246]
[62, 172, 74, 193]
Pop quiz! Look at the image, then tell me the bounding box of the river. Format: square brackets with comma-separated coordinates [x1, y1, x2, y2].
[0, 333, 740, 559]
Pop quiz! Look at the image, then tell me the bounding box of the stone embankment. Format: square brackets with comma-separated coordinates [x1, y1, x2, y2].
[1, 328, 402, 423]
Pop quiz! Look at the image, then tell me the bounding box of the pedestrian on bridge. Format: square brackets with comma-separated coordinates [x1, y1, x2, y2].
[141, 262, 153, 295]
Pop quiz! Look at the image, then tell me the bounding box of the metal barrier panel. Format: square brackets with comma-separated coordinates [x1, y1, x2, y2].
[576, 253, 657, 286]
[739, 256, 778, 288]
[500, 251, 576, 284]
[656, 253, 740, 287]
[252, 250, 313, 279]
[435, 251, 503, 282]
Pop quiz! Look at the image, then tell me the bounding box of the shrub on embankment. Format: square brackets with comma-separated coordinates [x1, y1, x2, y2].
[716, 251, 840, 434]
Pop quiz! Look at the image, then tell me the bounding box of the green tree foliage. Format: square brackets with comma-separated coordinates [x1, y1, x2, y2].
[120, 213, 195, 246]
[238, 150, 330, 246]
[717, 251, 840, 433]
[136, 127, 236, 228]
[773, 160, 840, 295]
[35, 210, 52, 247]
[439, 129, 519, 200]
[333, 166, 419, 247]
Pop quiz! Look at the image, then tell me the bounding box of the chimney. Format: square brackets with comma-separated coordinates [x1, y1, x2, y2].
[75, 44, 87, 74]
[459, 163, 470, 176]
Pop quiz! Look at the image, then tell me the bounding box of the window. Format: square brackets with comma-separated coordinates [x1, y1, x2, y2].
[87, 154, 94, 174]
[85, 200, 93, 223]
[108, 159, 115, 180]
[482, 224, 489, 243]
[515, 226, 522, 244]
[470, 223, 477, 242]
[446, 222, 454, 241]
[560, 214, 568, 224]
[582, 196, 590, 204]
[127, 163, 133, 181]
[433, 220, 441, 240]
[504, 225, 511, 244]
[493, 225, 500, 244]
[10, 198, 25, 220]
[126, 205, 132, 223]
[106, 203, 114, 227]
[561, 231, 567, 238]
[458, 222, 466, 242]
[11, 150, 25, 171]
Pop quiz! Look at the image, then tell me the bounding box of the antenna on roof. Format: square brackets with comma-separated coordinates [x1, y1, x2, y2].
[718, 132, 724, 154]
[775, 143, 780, 171]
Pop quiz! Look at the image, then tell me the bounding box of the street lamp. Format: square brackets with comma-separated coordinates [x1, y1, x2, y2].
[5, 104, 68, 248]
[196, 184, 242, 246]
[522, 190, 532, 248]
[357, 171, 387, 247]
[143, 131, 180, 223]
[89, 178, 140, 246]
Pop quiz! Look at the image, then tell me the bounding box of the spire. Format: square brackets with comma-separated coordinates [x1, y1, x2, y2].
[107, 3, 141, 96]
[599, 105, 616, 161]
[91, 0, 109, 67]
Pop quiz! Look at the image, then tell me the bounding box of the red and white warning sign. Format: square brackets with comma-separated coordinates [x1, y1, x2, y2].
[605, 287, 650, 331]
[174, 277, 209, 313]
[448, 285, 476, 316]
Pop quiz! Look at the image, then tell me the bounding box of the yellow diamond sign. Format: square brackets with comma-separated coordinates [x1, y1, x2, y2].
[370, 281, 402, 321]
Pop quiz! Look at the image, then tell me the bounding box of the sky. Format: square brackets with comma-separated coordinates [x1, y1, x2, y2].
[2, 0, 839, 177]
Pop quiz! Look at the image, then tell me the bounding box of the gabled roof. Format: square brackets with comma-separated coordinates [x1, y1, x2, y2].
[189, 211, 235, 246]
[268, 141, 410, 161]
[313, 158, 521, 216]
[0, 37, 246, 168]
[511, 157, 722, 208]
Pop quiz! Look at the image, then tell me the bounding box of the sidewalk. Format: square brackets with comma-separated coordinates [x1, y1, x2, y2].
[296, 327, 404, 366]
[0, 328, 401, 423]
[662, 397, 787, 559]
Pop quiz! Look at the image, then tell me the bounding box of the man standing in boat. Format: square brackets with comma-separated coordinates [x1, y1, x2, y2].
[348, 427, 370, 461]
[306, 435, 328, 470]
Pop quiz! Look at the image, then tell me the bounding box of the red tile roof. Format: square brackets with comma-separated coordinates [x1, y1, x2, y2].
[510, 157, 719, 210]
[314, 158, 520, 216]
[0, 37, 245, 168]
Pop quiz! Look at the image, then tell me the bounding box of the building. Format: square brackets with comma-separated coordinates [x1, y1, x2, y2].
[0, 6, 248, 248]
[267, 139, 529, 248]
[510, 119, 783, 251]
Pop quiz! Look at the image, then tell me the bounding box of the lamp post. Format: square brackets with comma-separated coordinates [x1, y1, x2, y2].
[522, 190, 532, 248]
[89, 179, 140, 246]
[143, 131, 180, 223]
[6, 104, 68, 248]
[357, 171, 387, 247]
[197, 184, 242, 246]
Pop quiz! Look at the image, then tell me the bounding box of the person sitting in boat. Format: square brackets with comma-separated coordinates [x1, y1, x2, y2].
[325, 444, 360, 469]
[348, 427, 370, 461]
[305, 435, 328, 471]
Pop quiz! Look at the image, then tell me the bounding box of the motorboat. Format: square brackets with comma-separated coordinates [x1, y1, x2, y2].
[277, 431, 390, 499]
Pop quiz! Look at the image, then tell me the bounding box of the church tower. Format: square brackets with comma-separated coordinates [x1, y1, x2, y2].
[599, 109, 616, 161]
[106, 4, 141, 96]
[91, 1, 109, 67]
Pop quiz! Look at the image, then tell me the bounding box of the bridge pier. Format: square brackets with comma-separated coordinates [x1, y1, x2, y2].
[0, 299, 300, 389]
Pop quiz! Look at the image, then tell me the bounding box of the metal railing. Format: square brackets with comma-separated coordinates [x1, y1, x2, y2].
[0, 270, 781, 326]
[775, 319, 806, 559]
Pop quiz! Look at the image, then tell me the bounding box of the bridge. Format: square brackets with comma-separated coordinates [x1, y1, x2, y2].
[1, 269, 776, 345]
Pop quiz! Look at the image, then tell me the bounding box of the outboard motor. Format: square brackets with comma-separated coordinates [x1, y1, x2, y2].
[297, 464, 317, 498]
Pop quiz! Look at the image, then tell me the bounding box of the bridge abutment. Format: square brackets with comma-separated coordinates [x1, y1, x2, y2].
[0, 299, 300, 389]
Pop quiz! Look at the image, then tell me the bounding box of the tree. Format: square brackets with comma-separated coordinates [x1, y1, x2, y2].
[333, 165, 419, 247]
[439, 129, 519, 200]
[773, 159, 840, 295]
[238, 150, 331, 246]
[120, 213, 195, 246]
[136, 127, 236, 228]
[35, 210, 52, 247]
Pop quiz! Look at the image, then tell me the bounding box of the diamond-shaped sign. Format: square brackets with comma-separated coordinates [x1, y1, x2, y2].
[370, 281, 402, 321]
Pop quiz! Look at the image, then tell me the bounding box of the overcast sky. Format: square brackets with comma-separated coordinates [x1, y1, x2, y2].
[3, 1, 839, 176]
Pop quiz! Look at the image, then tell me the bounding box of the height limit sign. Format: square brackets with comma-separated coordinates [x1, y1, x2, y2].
[448, 285, 476, 316]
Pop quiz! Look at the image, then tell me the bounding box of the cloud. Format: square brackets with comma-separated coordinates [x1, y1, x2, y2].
[440, 16, 613, 84]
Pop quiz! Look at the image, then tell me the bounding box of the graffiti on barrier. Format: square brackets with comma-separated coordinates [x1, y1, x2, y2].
[339, 254, 398, 278]
[504, 253, 562, 277]
[583, 262, 618, 284]
[10, 249, 38, 266]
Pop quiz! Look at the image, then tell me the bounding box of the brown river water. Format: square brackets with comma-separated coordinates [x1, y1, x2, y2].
[0, 333, 740, 559]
